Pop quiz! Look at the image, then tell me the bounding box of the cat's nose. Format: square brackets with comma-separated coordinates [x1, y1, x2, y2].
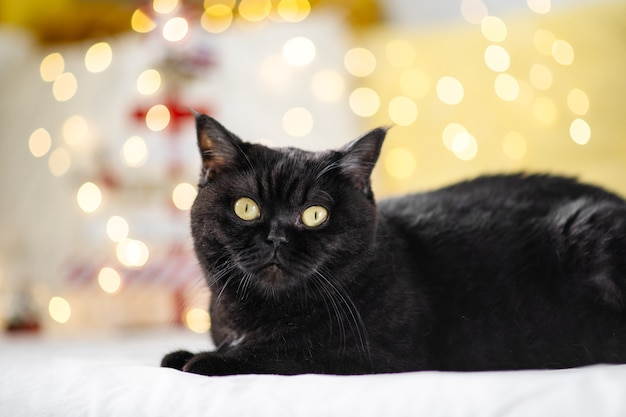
[267, 231, 289, 247]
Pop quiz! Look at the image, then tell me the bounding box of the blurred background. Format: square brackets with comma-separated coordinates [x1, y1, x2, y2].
[0, 0, 625, 337]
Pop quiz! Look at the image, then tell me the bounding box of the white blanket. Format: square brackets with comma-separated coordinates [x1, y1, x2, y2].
[2, 330, 626, 417]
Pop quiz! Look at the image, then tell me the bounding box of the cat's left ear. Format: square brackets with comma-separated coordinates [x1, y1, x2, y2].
[339, 127, 388, 197]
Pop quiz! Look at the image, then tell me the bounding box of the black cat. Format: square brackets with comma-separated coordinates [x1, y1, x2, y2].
[162, 114, 626, 375]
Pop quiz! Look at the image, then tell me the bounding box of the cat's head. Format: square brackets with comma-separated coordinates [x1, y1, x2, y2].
[190, 114, 387, 298]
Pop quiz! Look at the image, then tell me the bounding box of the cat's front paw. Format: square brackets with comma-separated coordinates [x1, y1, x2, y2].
[182, 352, 236, 376]
[161, 350, 194, 370]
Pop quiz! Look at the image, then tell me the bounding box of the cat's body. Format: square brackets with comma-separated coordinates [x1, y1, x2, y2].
[162, 115, 626, 375]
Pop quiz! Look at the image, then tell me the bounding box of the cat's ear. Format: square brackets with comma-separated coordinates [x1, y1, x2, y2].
[339, 127, 388, 196]
[195, 114, 245, 186]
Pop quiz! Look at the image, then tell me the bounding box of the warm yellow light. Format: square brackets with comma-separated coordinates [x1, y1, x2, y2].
[385, 147, 417, 180]
[63, 115, 88, 146]
[532, 96, 558, 125]
[311, 70, 345, 102]
[399, 68, 430, 98]
[131, 8, 157, 33]
[436, 76, 464, 105]
[29, 128, 52, 158]
[238, 0, 271, 22]
[385, 39, 416, 69]
[185, 308, 211, 333]
[460, 0, 488, 24]
[528, 63, 553, 90]
[567, 88, 589, 115]
[388, 96, 418, 126]
[494, 73, 519, 101]
[153, 0, 179, 14]
[283, 37, 316, 67]
[442, 123, 467, 151]
[85, 42, 112, 73]
[533, 29, 556, 56]
[163, 17, 189, 42]
[172, 182, 198, 211]
[570, 118, 591, 145]
[344, 47, 376, 77]
[481, 16, 507, 42]
[146, 104, 171, 131]
[122, 136, 148, 167]
[282, 107, 314, 138]
[48, 148, 71, 176]
[98, 267, 122, 294]
[136, 69, 161, 95]
[349, 87, 380, 117]
[277, 0, 310, 22]
[40, 52, 65, 82]
[77, 182, 102, 213]
[49, 297, 71, 324]
[53, 72, 77, 102]
[204, 0, 236, 7]
[116, 239, 150, 268]
[484, 45, 510, 72]
[106, 216, 129, 242]
[201, 4, 233, 33]
[502, 131, 527, 160]
[552, 40, 574, 65]
[451, 132, 478, 161]
[527, 0, 550, 14]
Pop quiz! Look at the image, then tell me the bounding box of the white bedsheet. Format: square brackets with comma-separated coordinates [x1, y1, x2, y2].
[1, 329, 626, 417]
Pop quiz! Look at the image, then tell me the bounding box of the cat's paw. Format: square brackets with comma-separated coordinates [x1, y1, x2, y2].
[161, 350, 194, 370]
[182, 352, 236, 376]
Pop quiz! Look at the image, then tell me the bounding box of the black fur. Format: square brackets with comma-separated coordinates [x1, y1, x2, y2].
[162, 115, 626, 375]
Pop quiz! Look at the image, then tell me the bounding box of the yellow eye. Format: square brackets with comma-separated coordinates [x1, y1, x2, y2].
[234, 197, 260, 221]
[302, 206, 328, 227]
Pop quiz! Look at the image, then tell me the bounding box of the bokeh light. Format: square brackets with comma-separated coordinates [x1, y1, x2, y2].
[283, 37, 316, 67]
[184, 308, 211, 333]
[98, 267, 122, 294]
[63, 115, 89, 146]
[461, 0, 488, 24]
[384, 147, 417, 180]
[399, 68, 430, 98]
[527, 0, 551, 14]
[137, 69, 162, 95]
[116, 239, 150, 268]
[385, 39, 416, 69]
[502, 131, 527, 160]
[494, 73, 520, 101]
[388, 96, 418, 126]
[48, 148, 71, 177]
[40, 53, 65, 82]
[349, 87, 380, 117]
[442, 123, 467, 151]
[29, 128, 52, 158]
[172, 182, 198, 210]
[570, 118, 591, 145]
[201, 4, 233, 33]
[53, 72, 77, 102]
[131, 8, 157, 33]
[282, 107, 313, 137]
[532, 96, 558, 125]
[276, 0, 310, 22]
[145, 104, 171, 131]
[451, 131, 478, 161]
[153, 0, 179, 14]
[311, 70, 345, 102]
[481, 16, 507, 42]
[106, 216, 129, 242]
[552, 40, 574, 65]
[163, 17, 189, 42]
[77, 182, 102, 213]
[436, 76, 464, 105]
[533, 29, 556, 56]
[85, 42, 112, 73]
[567, 88, 589, 115]
[344, 47, 376, 77]
[49, 297, 71, 324]
[484, 45, 510, 72]
[528, 64, 553, 90]
[238, 0, 271, 22]
[122, 136, 148, 167]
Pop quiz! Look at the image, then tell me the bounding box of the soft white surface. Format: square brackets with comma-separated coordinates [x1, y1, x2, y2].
[2, 329, 626, 417]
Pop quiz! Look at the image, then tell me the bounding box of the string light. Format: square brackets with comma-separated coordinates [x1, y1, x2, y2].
[460, 0, 488, 24]
[399, 68, 430, 98]
[172, 182, 197, 210]
[502, 132, 527, 160]
[388, 96, 418, 126]
[344, 47, 376, 77]
[349, 87, 380, 117]
[552, 40, 574, 65]
[529, 64, 553, 90]
[436, 76, 464, 105]
[48, 148, 71, 177]
[145, 104, 171, 131]
[567, 88, 589, 115]
[106, 216, 129, 242]
[494, 73, 519, 101]
[77, 182, 103, 213]
[442, 123, 467, 151]
[28, 128, 52, 158]
[384, 147, 417, 180]
[527, 0, 551, 14]
[121, 136, 148, 167]
[201, 4, 233, 33]
[98, 267, 122, 294]
[238, 0, 271, 22]
[532, 96, 558, 125]
[484, 45, 510, 72]
[282, 37, 316, 67]
[163, 17, 189, 42]
[570, 118, 591, 145]
[53, 72, 77, 102]
[85, 42, 113, 73]
[63, 115, 89, 146]
[184, 308, 211, 333]
[131, 8, 157, 33]
[282, 107, 314, 137]
[451, 131, 478, 161]
[137, 69, 162, 95]
[533, 29, 556, 56]
[481, 16, 507, 42]
[153, 0, 179, 14]
[116, 239, 150, 268]
[49, 297, 71, 324]
[276, 0, 310, 23]
[310, 70, 345, 102]
[40, 53, 65, 82]
[385, 39, 416, 69]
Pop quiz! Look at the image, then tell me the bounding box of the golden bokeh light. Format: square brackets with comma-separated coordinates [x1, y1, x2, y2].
[344, 47, 376, 77]
[567, 88, 589, 115]
[570, 118, 591, 145]
[121, 136, 148, 167]
[63, 115, 89, 146]
[163, 17, 189, 42]
[399, 68, 430, 99]
[384, 147, 417, 180]
[53, 72, 77, 102]
[349, 87, 380, 117]
[276, 0, 310, 22]
[436, 76, 464, 105]
[527, 0, 551, 14]
[85, 42, 112, 73]
[49, 297, 71, 324]
[77, 182, 102, 213]
[172, 182, 198, 211]
[442, 123, 467, 151]
[532, 96, 558, 125]
[29, 128, 52, 158]
[145, 104, 171, 131]
[201, 4, 233, 33]
[131, 8, 157, 33]
[528, 63, 553, 90]
[40, 52, 65, 82]
[533, 29, 556, 56]
[494, 73, 519, 101]
[311, 70, 345, 102]
[98, 267, 122, 294]
[385, 39, 416, 69]
[481, 16, 507, 42]
[451, 131, 478, 161]
[153, 0, 179, 14]
[484, 45, 510, 72]
[460, 0, 488, 24]
[282, 107, 313, 137]
[238, 0, 271, 22]
[185, 308, 211, 333]
[552, 39, 574, 65]
[137, 69, 162, 95]
[106, 216, 129, 242]
[48, 148, 71, 176]
[283, 37, 316, 67]
[388, 96, 418, 126]
[116, 239, 150, 268]
[502, 131, 527, 160]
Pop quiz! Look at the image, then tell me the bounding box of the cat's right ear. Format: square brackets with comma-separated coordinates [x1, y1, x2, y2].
[195, 114, 245, 186]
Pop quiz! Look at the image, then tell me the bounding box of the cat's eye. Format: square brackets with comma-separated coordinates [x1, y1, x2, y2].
[302, 206, 328, 228]
[234, 197, 261, 221]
